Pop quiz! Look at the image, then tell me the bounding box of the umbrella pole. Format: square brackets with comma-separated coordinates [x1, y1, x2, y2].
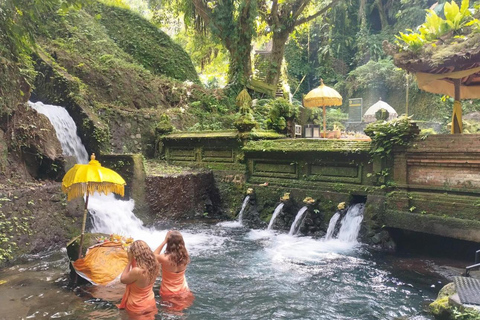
[77, 192, 90, 260]
[452, 79, 462, 134]
[323, 106, 327, 138]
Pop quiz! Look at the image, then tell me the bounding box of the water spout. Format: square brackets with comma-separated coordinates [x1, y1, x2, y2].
[288, 206, 308, 236]
[238, 195, 250, 224]
[325, 211, 341, 240]
[267, 203, 285, 230]
[337, 203, 364, 242]
[324, 203, 364, 242]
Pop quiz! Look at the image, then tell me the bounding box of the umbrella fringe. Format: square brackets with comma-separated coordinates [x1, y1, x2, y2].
[62, 182, 125, 201]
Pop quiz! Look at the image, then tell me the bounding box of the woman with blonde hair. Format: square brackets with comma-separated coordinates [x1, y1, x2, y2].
[118, 240, 159, 318]
[154, 230, 194, 311]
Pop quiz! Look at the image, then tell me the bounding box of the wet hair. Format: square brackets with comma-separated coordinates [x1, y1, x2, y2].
[130, 240, 159, 283]
[165, 230, 190, 267]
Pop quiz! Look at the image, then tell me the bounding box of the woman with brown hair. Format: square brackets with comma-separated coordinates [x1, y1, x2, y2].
[154, 230, 194, 311]
[118, 240, 160, 319]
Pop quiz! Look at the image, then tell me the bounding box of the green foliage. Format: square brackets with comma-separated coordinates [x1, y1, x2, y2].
[345, 58, 405, 97]
[265, 98, 299, 133]
[396, 0, 480, 51]
[354, 28, 393, 64]
[452, 307, 480, 320]
[186, 90, 236, 131]
[0, 0, 87, 61]
[0, 207, 33, 262]
[86, 2, 199, 82]
[419, 127, 437, 139]
[307, 108, 348, 131]
[364, 115, 419, 160]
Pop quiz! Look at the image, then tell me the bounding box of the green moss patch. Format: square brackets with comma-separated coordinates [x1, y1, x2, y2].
[243, 139, 371, 153]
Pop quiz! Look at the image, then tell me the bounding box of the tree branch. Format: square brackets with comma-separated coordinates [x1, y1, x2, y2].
[295, 0, 342, 26]
[271, 0, 280, 27]
[292, 0, 310, 21]
[192, 0, 218, 31]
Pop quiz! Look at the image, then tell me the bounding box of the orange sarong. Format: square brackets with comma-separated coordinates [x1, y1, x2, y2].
[160, 269, 189, 296]
[159, 269, 194, 312]
[72, 241, 128, 285]
[118, 282, 157, 319]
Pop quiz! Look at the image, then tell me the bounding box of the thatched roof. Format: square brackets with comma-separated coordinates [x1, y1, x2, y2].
[384, 32, 480, 94]
[386, 33, 480, 74]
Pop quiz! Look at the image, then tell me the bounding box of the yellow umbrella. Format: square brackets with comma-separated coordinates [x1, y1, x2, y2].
[62, 153, 126, 259]
[303, 79, 343, 137]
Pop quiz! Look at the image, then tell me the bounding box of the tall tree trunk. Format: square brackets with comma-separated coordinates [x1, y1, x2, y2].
[265, 30, 290, 92]
[224, 0, 255, 93]
[226, 44, 252, 90]
[375, 0, 389, 30]
[358, 0, 368, 28]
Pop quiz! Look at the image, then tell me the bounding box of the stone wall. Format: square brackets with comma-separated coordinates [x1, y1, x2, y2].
[0, 183, 83, 265]
[145, 171, 223, 221]
[389, 134, 480, 242]
[158, 132, 480, 244]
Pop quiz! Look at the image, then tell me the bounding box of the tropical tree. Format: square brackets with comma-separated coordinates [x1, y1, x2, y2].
[258, 0, 342, 90]
[148, 0, 257, 94]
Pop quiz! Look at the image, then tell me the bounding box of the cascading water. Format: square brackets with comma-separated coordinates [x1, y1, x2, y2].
[29, 101, 88, 164]
[28, 101, 193, 247]
[323, 203, 364, 242]
[324, 211, 341, 240]
[237, 195, 250, 223]
[267, 202, 284, 230]
[336, 203, 364, 242]
[288, 206, 308, 236]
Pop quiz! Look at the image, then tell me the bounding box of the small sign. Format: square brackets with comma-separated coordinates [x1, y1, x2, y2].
[295, 125, 302, 137]
[348, 98, 363, 123]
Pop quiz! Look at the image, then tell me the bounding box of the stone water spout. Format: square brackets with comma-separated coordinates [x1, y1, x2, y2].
[267, 193, 292, 230]
[239, 188, 265, 228]
[288, 197, 317, 236]
[325, 203, 364, 242]
[325, 202, 348, 240]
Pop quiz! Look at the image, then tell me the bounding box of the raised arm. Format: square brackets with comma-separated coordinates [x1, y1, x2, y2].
[154, 231, 170, 255]
[120, 250, 140, 284]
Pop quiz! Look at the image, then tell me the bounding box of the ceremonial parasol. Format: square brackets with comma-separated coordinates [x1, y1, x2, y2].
[303, 79, 343, 137]
[415, 66, 480, 133]
[62, 153, 126, 259]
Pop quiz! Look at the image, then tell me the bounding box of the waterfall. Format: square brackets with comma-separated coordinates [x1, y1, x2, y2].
[325, 211, 341, 240]
[29, 101, 161, 244]
[238, 195, 250, 223]
[324, 203, 364, 242]
[288, 206, 308, 236]
[28, 101, 88, 164]
[267, 203, 284, 230]
[336, 203, 364, 242]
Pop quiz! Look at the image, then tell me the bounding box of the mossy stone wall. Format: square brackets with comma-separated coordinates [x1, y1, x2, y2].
[160, 133, 480, 244]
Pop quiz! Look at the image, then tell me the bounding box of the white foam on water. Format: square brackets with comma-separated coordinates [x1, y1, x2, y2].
[88, 194, 225, 256]
[216, 220, 243, 228]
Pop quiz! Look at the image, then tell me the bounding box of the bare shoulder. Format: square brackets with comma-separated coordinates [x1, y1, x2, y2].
[156, 253, 169, 264]
[121, 265, 143, 284]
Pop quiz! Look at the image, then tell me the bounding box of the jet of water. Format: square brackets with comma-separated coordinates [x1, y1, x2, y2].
[267, 203, 285, 230]
[288, 206, 308, 236]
